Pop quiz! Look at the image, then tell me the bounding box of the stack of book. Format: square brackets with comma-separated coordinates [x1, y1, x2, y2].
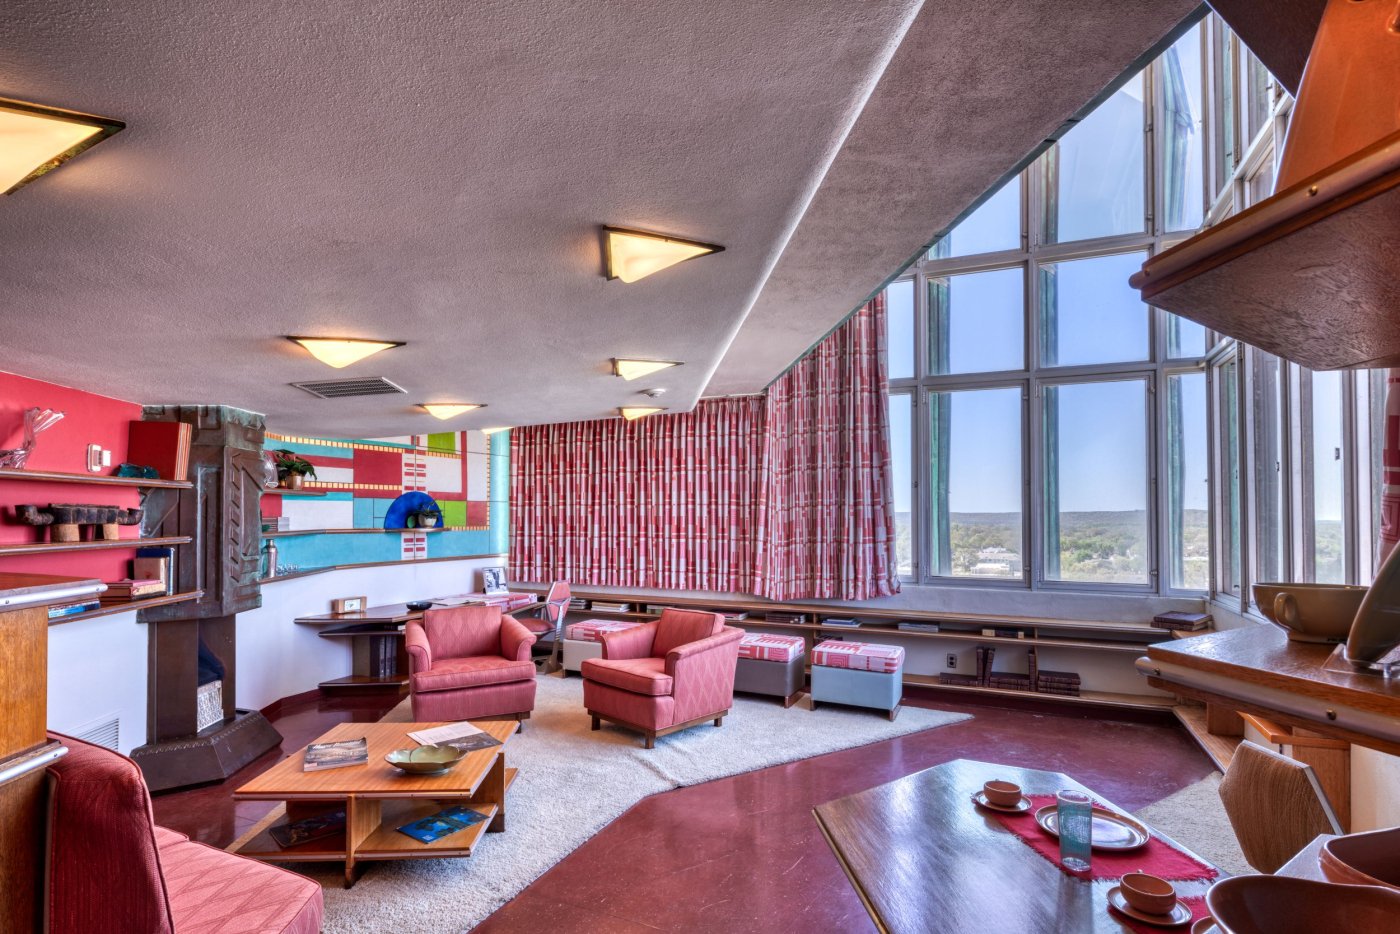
[719, 610, 749, 622]
[897, 620, 941, 633]
[47, 599, 101, 621]
[1036, 669, 1082, 696]
[568, 597, 588, 611]
[975, 646, 996, 685]
[1151, 611, 1212, 632]
[822, 617, 861, 628]
[987, 671, 1032, 691]
[370, 635, 400, 679]
[99, 578, 166, 604]
[590, 601, 631, 613]
[764, 611, 807, 625]
[302, 737, 368, 771]
[938, 672, 980, 686]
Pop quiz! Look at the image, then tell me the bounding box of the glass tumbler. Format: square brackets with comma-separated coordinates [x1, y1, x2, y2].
[1056, 789, 1093, 873]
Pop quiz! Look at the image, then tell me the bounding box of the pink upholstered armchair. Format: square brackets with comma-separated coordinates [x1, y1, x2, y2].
[581, 608, 743, 748]
[406, 605, 538, 726]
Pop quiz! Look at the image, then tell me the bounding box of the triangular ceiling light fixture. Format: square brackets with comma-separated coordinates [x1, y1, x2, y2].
[603, 226, 723, 283]
[288, 336, 404, 368]
[0, 97, 124, 196]
[612, 358, 682, 381]
[420, 403, 483, 420]
[619, 406, 666, 421]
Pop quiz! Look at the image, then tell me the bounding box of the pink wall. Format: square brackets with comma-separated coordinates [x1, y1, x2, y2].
[0, 371, 144, 580]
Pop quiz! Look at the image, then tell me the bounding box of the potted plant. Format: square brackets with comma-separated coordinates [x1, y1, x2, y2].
[271, 449, 317, 490]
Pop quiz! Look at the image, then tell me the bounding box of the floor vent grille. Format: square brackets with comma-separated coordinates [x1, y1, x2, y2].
[74, 715, 120, 751]
[290, 376, 407, 399]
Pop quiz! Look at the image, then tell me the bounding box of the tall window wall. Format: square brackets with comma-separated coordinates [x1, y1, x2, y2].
[885, 14, 1388, 604]
[887, 22, 1211, 594]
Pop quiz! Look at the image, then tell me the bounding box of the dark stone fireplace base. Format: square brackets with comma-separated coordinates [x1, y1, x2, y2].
[132, 709, 281, 792]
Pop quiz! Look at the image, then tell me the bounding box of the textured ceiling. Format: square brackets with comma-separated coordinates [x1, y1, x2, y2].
[2, 1, 1196, 436]
[708, 0, 1200, 394]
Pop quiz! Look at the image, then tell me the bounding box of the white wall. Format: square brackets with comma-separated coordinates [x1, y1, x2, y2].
[237, 555, 506, 710]
[48, 610, 148, 755]
[45, 555, 505, 753]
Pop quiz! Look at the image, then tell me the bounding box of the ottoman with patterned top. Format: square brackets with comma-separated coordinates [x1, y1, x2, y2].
[810, 640, 904, 720]
[561, 619, 644, 674]
[734, 632, 807, 708]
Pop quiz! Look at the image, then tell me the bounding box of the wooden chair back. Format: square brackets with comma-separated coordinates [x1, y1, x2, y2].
[1218, 740, 1343, 873]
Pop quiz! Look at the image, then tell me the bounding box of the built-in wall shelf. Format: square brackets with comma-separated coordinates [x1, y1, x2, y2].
[903, 674, 1176, 711]
[260, 489, 328, 497]
[0, 466, 192, 490]
[0, 535, 191, 558]
[51, 590, 205, 626]
[263, 528, 447, 538]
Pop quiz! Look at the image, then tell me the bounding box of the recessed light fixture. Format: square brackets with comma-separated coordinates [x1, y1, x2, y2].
[479, 426, 510, 435]
[288, 336, 404, 369]
[420, 403, 484, 420]
[619, 406, 666, 421]
[0, 97, 124, 196]
[612, 358, 682, 381]
[603, 226, 723, 283]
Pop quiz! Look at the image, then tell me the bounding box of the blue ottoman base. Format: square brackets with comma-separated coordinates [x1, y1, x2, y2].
[810, 665, 903, 719]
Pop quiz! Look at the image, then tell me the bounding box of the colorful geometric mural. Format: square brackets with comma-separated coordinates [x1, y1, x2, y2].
[260, 429, 509, 573]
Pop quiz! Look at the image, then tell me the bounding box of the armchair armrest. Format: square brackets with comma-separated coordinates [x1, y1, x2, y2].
[600, 621, 657, 660]
[500, 614, 537, 662]
[664, 626, 744, 678]
[405, 618, 432, 674]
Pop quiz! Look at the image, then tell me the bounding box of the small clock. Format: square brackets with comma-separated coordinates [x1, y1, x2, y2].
[332, 596, 367, 614]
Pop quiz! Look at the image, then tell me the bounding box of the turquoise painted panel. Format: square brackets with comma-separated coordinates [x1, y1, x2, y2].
[430, 529, 492, 558]
[272, 531, 403, 572]
[490, 498, 509, 554]
[268, 439, 355, 460]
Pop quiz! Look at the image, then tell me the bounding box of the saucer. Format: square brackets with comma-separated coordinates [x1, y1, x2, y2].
[1106, 886, 1192, 927]
[971, 790, 1031, 813]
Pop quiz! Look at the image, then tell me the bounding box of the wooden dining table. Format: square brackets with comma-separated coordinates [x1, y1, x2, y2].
[813, 759, 1221, 934]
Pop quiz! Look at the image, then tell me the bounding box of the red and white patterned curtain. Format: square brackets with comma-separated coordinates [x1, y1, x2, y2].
[510, 397, 765, 592]
[752, 294, 901, 600]
[1378, 369, 1400, 566]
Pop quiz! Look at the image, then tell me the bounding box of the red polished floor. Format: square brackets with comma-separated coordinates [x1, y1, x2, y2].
[152, 689, 1213, 933]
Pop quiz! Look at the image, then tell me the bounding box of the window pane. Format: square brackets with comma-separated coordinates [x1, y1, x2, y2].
[1039, 252, 1149, 367]
[930, 387, 1024, 579]
[930, 176, 1022, 259]
[929, 267, 1024, 374]
[1246, 151, 1274, 207]
[1244, 51, 1272, 144]
[1044, 72, 1145, 243]
[1043, 380, 1149, 584]
[1213, 27, 1237, 193]
[1166, 312, 1207, 359]
[1219, 358, 1242, 596]
[1167, 373, 1209, 590]
[1162, 23, 1205, 232]
[889, 393, 914, 577]
[886, 279, 915, 380]
[1252, 350, 1287, 586]
[1310, 370, 1345, 583]
[1370, 370, 1388, 580]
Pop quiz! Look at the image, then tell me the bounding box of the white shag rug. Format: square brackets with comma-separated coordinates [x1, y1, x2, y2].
[245, 673, 970, 933]
[1135, 772, 1253, 877]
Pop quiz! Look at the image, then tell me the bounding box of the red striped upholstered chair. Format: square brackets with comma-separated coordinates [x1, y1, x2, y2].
[581, 608, 743, 748]
[406, 605, 537, 727]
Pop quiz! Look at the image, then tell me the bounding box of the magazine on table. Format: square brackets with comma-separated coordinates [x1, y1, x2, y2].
[407, 721, 503, 754]
[396, 805, 489, 844]
[302, 737, 368, 771]
[270, 809, 346, 848]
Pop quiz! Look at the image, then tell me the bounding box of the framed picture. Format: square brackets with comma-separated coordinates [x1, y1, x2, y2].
[480, 566, 507, 595]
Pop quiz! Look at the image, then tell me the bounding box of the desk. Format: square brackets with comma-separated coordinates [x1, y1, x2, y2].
[813, 759, 1219, 934]
[295, 596, 545, 693]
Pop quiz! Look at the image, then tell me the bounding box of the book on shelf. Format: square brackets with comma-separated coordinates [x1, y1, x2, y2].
[1027, 646, 1039, 691]
[719, 610, 749, 621]
[568, 598, 588, 610]
[396, 805, 489, 844]
[1151, 611, 1213, 631]
[590, 601, 632, 613]
[975, 646, 996, 686]
[134, 547, 176, 596]
[898, 621, 940, 633]
[270, 809, 346, 848]
[938, 672, 981, 686]
[303, 737, 368, 771]
[127, 419, 192, 482]
[1038, 684, 1082, 696]
[764, 611, 807, 625]
[47, 600, 101, 620]
[823, 617, 860, 628]
[99, 578, 166, 603]
[988, 674, 1031, 691]
[407, 721, 503, 755]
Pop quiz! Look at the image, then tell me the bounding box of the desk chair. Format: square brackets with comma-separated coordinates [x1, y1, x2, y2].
[1219, 740, 1343, 873]
[522, 580, 571, 672]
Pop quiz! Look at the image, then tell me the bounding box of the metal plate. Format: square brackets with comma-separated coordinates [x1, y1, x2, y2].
[1034, 804, 1150, 851]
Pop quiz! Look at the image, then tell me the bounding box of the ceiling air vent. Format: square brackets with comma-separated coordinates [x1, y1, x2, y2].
[291, 376, 407, 399]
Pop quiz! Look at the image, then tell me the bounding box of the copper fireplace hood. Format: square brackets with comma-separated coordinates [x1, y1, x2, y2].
[1131, 0, 1400, 370]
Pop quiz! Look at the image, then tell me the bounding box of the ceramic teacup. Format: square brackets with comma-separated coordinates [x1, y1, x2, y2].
[982, 780, 1022, 808]
[1122, 871, 1177, 916]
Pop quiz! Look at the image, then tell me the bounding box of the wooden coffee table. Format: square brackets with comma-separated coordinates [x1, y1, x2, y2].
[231, 720, 518, 886]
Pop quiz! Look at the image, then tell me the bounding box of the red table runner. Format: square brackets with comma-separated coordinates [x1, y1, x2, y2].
[989, 794, 1219, 882]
